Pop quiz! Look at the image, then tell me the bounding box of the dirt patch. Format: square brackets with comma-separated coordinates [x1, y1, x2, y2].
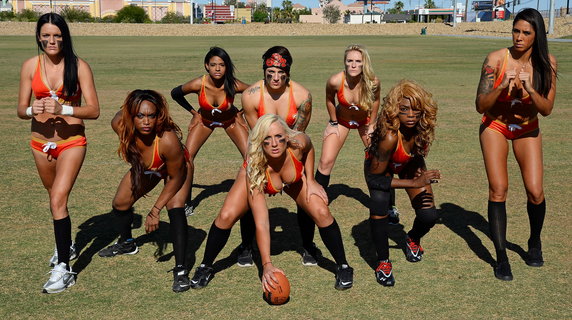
[1, 16, 571, 38]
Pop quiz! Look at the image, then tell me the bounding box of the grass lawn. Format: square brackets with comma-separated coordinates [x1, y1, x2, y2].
[0, 35, 570, 319]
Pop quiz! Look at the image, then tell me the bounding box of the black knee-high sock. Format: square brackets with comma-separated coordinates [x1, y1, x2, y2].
[54, 216, 72, 266]
[488, 201, 508, 263]
[297, 205, 316, 251]
[315, 169, 331, 189]
[369, 217, 389, 261]
[201, 223, 232, 266]
[318, 219, 347, 266]
[115, 208, 134, 242]
[527, 200, 546, 249]
[240, 210, 255, 249]
[407, 207, 439, 241]
[389, 189, 396, 208]
[168, 207, 188, 267]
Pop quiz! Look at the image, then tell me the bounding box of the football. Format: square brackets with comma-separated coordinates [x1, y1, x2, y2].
[263, 272, 291, 305]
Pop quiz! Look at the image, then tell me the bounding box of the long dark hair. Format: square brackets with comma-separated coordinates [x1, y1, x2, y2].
[36, 13, 79, 97]
[118, 90, 183, 198]
[514, 8, 556, 97]
[204, 47, 237, 97]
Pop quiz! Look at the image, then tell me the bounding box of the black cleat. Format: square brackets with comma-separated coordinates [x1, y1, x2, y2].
[525, 248, 544, 267]
[171, 265, 191, 293]
[98, 239, 138, 258]
[334, 264, 354, 290]
[190, 264, 214, 289]
[405, 237, 424, 262]
[494, 261, 513, 281]
[236, 245, 254, 267]
[375, 260, 395, 287]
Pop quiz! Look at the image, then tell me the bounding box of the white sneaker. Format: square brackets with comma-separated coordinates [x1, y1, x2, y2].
[42, 262, 76, 294]
[49, 242, 78, 267]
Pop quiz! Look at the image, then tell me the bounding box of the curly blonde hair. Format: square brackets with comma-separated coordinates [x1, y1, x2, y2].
[247, 114, 300, 193]
[344, 44, 378, 113]
[367, 79, 437, 158]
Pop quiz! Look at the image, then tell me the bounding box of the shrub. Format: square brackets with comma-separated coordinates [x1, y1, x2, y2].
[115, 5, 150, 23]
[0, 11, 16, 21]
[161, 11, 187, 24]
[60, 6, 93, 22]
[16, 9, 39, 22]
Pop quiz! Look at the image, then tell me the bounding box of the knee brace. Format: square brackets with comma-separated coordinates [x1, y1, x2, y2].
[366, 172, 392, 192]
[415, 207, 439, 226]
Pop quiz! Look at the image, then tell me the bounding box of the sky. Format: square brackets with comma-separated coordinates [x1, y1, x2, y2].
[196, 0, 568, 11]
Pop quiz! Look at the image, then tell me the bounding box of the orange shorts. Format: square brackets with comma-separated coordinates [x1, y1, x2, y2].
[481, 115, 539, 140]
[338, 116, 369, 129]
[30, 135, 87, 159]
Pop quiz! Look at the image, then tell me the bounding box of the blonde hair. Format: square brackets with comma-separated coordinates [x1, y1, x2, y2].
[247, 114, 299, 193]
[367, 79, 437, 158]
[344, 44, 378, 113]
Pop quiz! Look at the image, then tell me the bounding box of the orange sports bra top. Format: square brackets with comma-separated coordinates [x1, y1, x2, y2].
[493, 49, 531, 104]
[31, 55, 81, 105]
[258, 81, 298, 128]
[264, 148, 304, 195]
[337, 72, 362, 109]
[198, 75, 233, 111]
[147, 136, 164, 172]
[390, 131, 413, 173]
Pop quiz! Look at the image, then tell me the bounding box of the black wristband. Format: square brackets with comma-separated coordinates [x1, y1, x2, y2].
[329, 120, 338, 126]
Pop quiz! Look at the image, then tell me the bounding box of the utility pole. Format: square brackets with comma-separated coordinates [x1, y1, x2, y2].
[548, 0, 555, 34]
[452, 0, 457, 26]
[190, 0, 194, 24]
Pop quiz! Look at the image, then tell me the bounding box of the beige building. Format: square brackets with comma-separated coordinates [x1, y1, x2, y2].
[11, 0, 192, 21]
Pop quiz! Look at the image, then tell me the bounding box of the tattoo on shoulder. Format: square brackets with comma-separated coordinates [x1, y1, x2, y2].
[477, 57, 495, 95]
[247, 86, 261, 95]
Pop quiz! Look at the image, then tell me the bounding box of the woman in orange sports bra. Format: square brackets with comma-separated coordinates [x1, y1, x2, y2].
[316, 44, 381, 196]
[100, 90, 193, 293]
[17, 13, 99, 294]
[241, 46, 319, 266]
[475, 8, 557, 281]
[170, 47, 250, 216]
[188, 114, 354, 292]
[364, 80, 439, 287]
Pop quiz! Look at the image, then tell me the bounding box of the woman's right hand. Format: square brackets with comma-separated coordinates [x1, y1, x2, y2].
[412, 170, 440, 187]
[261, 262, 285, 292]
[323, 124, 339, 140]
[31, 99, 45, 115]
[499, 69, 517, 90]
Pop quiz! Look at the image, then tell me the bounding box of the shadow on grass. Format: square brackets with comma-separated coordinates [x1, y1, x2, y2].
[328, 183, 370, 207]
[437, 202, 526, 267]
[351, 219, 407, 270]
[192, 179, 235, 209]
[73, 210, 206, 275]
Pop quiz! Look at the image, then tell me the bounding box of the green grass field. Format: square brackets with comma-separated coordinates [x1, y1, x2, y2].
[0, 35, 571, 319]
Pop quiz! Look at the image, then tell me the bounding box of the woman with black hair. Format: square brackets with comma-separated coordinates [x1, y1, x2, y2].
[171, 47, 250, 217]
[475, 8, 557, 281]
[98, 90, 192, 293]
[17, 12, 99, 294]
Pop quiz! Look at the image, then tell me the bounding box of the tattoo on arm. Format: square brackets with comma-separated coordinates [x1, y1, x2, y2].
[247, 86, 261, 95]
[477, 57, 495, 96]
[293, 93, 312, 132]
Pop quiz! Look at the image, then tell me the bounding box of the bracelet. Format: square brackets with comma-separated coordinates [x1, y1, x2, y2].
[153, 205, 162, 212]
[26, 106, 33, 117]
[262, 261, 272, 267]
[61, 105, 74, 116]
[329, 120, 338, 126]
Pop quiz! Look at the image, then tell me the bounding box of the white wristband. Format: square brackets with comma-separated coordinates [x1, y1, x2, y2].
[61, 105, 74, 116]
[26, 106, 33, 117]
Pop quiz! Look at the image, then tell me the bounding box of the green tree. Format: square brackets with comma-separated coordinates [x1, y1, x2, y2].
[16, 9, 39, 22]
[60, 6, 93, 22]
[236, 2, 246, 8]
[424, 0, 436, 8]
[281, 0, 293, 21]
[322, 5, 340, 23]
[115, 5, 150, 23]
[224, 0, 237, 6]
[252, 4, 268, 22]
[388, 1, 404, 14]
[161, 11, 186, 23]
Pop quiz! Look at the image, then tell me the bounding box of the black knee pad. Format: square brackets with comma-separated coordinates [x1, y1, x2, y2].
[365, 172, 392, 192]
[415, 207, 438, 225]
[369, 188, 391, 216]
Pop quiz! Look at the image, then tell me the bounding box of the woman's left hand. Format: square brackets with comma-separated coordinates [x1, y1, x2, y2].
[519, 71, 534, 94]
[145, 207, 160, 233]
[261, 263, 285, 293]
[306, 179, 328, 205]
